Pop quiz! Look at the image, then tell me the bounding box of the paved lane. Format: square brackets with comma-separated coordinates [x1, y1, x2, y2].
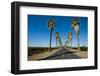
[40, 48, 80, 60]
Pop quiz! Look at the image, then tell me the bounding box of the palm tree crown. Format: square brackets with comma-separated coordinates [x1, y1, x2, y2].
[72, 19, 79, 27]
[72, 18, 80, 35]
[48, 19, 55, 30]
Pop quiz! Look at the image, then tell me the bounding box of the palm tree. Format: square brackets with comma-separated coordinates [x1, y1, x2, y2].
[55, 32, 59, 47]
[58, 36, 63, 48]
[47, 18, 55, 52]
[72, 18, 80, 51]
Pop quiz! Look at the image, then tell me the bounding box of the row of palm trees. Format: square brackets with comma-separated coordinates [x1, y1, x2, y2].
[47, 17, 80, 52]
[65, 18, 80, 51]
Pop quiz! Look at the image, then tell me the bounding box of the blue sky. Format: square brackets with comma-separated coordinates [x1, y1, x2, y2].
[28, 15, 88, 47]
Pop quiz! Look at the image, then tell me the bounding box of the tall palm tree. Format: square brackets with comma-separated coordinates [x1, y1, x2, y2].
[47, 18, 55, 52]
[55, 32, 59, 47]
[72, 18, 80, 51]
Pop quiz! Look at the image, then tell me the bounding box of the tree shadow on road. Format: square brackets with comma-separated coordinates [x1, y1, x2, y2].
[39, 51, 80, 60]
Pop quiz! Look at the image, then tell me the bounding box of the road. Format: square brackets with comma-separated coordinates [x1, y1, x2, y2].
[40, 48, 81, 60]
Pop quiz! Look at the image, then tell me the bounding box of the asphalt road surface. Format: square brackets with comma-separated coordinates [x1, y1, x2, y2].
[40, 48, 81, 60]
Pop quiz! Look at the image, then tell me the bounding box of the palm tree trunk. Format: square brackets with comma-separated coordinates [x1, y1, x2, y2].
[49, 29, 52, 52]
[77, 34, 80, 51]
[56, 38, 57, 47]
[71, 39, 72, 49]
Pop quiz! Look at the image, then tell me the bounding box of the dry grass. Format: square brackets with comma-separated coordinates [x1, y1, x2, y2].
[28, 47, 58, 56]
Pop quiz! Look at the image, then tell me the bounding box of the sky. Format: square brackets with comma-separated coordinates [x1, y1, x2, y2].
[28, 15, 88, 47]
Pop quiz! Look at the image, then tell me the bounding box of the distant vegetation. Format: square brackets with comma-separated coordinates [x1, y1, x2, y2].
[28, 47, 58, 56]
[72, 46, 88, 51]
